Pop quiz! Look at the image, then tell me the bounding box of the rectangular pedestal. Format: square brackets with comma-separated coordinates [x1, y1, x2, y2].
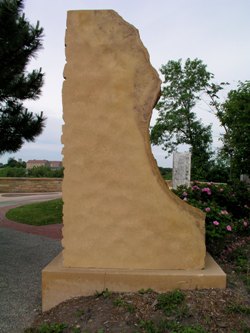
[42, 252, 226, 312]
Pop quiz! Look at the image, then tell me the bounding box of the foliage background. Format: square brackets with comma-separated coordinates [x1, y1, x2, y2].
[173, 182, 250, 254]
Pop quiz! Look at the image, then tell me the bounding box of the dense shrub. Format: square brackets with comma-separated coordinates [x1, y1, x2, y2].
[27, 166, 63, 178]
[172, 181, 250, 254]
[0, 167, 26, 177]
[0, 166, 63, 178]
[205, 163, 230, 183]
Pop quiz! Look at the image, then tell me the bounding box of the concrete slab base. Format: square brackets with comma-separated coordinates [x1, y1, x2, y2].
[42, 252, 226, 312]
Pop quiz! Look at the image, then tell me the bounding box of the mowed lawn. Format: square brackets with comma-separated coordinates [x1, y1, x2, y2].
[6, 199, 63, 226]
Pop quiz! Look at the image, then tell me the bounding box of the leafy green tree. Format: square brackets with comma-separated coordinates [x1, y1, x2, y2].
[216, 81, 250, 178]
[0, 0, 46, 155]
[206, 151, 230, 183]
[6, 157, 26, 168]
[151, 58, 217, 180]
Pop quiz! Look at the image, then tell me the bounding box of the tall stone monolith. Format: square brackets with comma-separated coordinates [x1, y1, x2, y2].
[62, 10, 205, 269]
[42, 10, 226, 312]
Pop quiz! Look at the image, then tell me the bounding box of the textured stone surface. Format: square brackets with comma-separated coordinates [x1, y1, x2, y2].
[61, 10, 206, 270]
[0, 177, 62, 193]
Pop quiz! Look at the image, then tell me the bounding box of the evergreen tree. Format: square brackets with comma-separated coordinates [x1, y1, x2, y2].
[0, 0, 46, 154]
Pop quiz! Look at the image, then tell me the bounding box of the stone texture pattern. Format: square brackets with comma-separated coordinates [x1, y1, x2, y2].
[0, 177, 62, 193]
[62, 10, 206, 270]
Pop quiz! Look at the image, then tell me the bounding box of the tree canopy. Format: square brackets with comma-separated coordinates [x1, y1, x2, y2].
[218, 81, 250, 178]
[0, 0, 46, 155]
[6, 156, 26, 168]
[150, 58, 217, 179]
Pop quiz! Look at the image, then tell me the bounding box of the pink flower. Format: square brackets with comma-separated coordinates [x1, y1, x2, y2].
[205, 207, 211, 212]
[220, 210, 229, 215]
[183, 197, 188, 201]
[202, 187, 212, 195]
[243, 221, 248, 227]
[192, 185, 200, 190]
[182, 192, 188, 196]
[213, 221, 219, 226]
[226, 225, 232, 231]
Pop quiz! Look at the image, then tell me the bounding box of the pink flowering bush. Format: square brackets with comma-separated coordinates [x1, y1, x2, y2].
[172, 181, 250, 254]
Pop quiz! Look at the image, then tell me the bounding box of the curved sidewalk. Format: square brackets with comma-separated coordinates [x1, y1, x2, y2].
[0, 193, 62, 240]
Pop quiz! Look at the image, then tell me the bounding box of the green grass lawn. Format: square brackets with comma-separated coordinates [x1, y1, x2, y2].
[6, 199, 63, 226]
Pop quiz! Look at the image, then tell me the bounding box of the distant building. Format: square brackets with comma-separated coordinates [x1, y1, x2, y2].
[26, 159, 62, 170]
[49, 161, 63, 170]
[26, 160, 50, 169]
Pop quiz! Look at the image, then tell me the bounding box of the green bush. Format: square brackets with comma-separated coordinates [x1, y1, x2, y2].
[205, 163, 230, 183]
[0, 166, 26, 177]
[27, 166, 63, 178]
[172, 181, 250, 254]
[158, 167, 172, 180]
[0, 166, 63, 178]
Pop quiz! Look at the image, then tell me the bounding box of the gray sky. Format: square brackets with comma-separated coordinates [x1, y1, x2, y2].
[1, 0, 250, 166]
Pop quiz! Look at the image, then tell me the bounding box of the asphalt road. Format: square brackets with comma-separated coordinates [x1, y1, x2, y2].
[0, 193, 62, 333]
[0, 228, 62, 333]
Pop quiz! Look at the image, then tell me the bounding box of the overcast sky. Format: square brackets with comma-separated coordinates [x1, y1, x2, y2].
[1, 0, 250, 166]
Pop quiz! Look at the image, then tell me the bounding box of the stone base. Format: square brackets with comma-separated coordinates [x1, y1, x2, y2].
[42, 252, 226, 312]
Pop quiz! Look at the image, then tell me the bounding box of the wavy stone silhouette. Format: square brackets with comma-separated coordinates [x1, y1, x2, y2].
[62, 10, 206, 270]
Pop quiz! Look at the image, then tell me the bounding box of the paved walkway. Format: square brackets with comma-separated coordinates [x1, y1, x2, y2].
[0, 193, 62, 240]
[0, 193, 63, 333]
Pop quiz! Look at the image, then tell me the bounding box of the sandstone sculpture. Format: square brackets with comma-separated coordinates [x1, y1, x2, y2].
[62, 10, 205, 270]
[42, 10, 226, 312]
